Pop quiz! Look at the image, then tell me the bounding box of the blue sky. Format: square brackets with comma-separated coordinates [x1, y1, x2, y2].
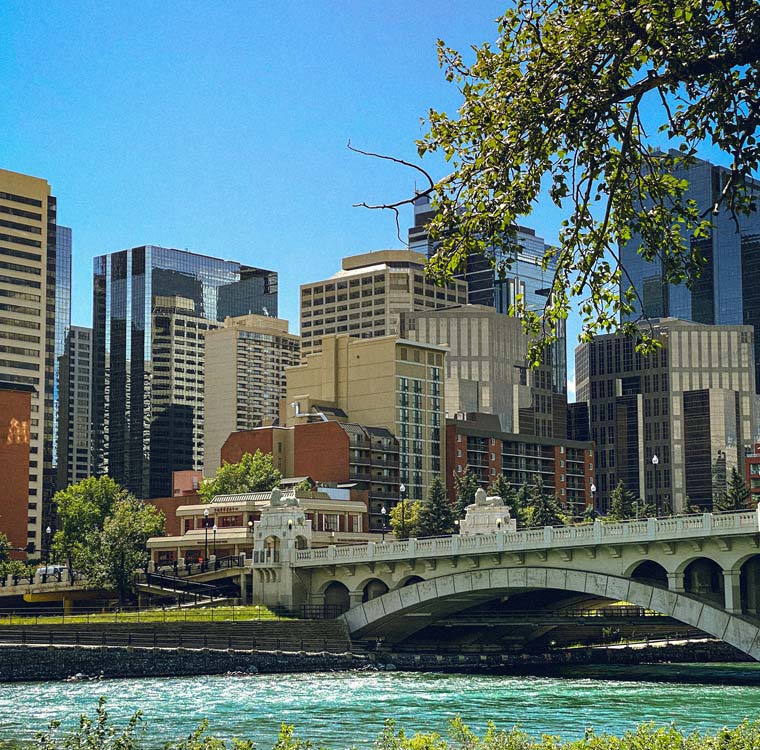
[0, 2, 736, 398]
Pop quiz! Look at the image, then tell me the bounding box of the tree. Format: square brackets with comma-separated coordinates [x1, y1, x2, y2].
[715, 466, 752, 511]
[0, 532, 9, 564]
[524, 476, 564, 528]
[52, 476, 129, 574]
[356, 1, 760, 360]
[512, 483, 532, 528]
[199, 451, 282, 502]
[607, 481, 639, 521]
[453, 468, 479, 520]
[78, 497, 165, 604]
[417, 477, 456, 536]
[389, 500, 423, 540]
[488, 474, 516, 509]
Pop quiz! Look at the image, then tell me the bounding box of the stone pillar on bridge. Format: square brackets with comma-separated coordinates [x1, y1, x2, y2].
[250, 488, 313, 610]
[667, 571, 685, 592]
[459, 488, 517, 535]
[723, 569, 742, 614]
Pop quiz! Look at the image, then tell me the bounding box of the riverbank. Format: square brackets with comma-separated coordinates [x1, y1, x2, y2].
[0, 640, 757, 683]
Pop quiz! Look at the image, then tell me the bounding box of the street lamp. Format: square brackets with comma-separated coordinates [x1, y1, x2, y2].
[380, 505, 387, 542]
[45, 525, 52, 564]
[203, 508, 209, 566]
[399, 483, 406, 540]
[212, 523, 217, 558]
[652, 454, 659, 515]
[590, 483, 596, 516]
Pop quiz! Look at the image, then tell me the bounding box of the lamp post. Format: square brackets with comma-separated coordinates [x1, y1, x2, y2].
[203, 508, 209, 566]
[652, 454, 659, 515]
[45, 525, 52, 564]
[590, 483, 596, 515]
[212, 523, 217, 558]
[380, 506, 387, 542]
[399, 483, 406, 540]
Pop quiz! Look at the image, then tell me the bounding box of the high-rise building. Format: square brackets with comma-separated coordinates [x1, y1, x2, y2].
[621, 153, 760, 391]
[0, 168, 57, 552]
[92, 246, 277, 499]
[203, 314, 301, 475]
[56, 325, 92, 489]
[299, 249, 467, 356]
[52, 225, 71, 491]
[409, 194, 567, 395]
[575, 318, 756, 513]
[283, 333, 446, 508]
[400, 304, 566, 438]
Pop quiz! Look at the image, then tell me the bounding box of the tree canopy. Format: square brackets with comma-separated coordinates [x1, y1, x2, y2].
[453, 468, 479, 520]
[199, 451, 282, 503]
[358, 0, 760, 359]
[418, 477, 456, 536]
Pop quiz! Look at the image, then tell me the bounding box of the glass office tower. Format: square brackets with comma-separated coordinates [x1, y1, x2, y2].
[53, 225, 71, 489]
[92, 246, 277, 498]
[621, 152, 760, 390]
[409, 194, 567, 397]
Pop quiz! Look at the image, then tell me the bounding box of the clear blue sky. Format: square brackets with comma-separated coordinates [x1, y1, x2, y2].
[0, 2, 736, 398]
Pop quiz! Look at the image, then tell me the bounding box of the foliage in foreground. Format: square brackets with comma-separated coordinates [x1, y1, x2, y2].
[199, 451, 283, 503]
[31, 699, 760, 750]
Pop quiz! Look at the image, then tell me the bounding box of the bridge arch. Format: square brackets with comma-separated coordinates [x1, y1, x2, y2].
[395, 575, 425, 589]
[624, 559, 669, 585]
[341, 566, 760, 659]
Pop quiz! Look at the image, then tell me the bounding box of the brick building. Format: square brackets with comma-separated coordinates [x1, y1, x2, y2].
[446, 413, 595, 517]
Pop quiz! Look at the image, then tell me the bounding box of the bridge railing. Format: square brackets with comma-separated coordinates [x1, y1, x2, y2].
[292, 508, 760, 567]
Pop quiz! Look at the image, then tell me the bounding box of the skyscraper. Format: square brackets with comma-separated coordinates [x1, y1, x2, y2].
[53, 225, 71, 490]
[92, 246, 277, 498]
[621, 153, 760, 390]
[56, 325, 92, 489]
[0, 168, 57, 552]
[409, 194, 567, 395]
[575, 318, 756, 513]
[299, 249, 467, 356]
[203, 314, 300, 475]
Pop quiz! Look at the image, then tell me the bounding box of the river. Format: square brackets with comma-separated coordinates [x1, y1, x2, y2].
[2, 668, 760, 748]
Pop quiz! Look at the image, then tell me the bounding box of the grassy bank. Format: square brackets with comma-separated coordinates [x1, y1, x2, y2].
[25, 699, 760, 750]
[0, 604, 288, 626]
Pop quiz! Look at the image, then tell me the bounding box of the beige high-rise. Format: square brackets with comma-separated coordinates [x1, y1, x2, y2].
[299, 250, 467, 356]
[283, 333, 446, 503]
[204, 314, 300, 474]
[0, 168, 57, 552]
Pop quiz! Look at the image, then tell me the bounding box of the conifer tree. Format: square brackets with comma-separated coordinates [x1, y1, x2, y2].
[453, 468, 479, 520]
[418, 477, 455, 536]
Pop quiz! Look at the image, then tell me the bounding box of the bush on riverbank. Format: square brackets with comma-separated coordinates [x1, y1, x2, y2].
[32, 699, 760, 749]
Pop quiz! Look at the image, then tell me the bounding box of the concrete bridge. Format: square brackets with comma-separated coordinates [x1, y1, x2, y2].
[248, 502, 760, 659]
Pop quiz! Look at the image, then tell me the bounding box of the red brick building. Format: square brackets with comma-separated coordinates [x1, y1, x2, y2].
[745, 444, 760, 504]
[221, 421, 400, 531]
[0, 383, 34, 558]
[447, 413, 596, 517]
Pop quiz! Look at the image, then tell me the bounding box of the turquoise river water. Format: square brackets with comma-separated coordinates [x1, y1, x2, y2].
[2, 669, 760, 748]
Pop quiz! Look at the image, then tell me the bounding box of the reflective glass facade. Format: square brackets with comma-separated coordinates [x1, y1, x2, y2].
[92, 246, 278, 498]
[621, 154, 760, 391]
[53, 225, 71, 486]
[409, 195, 567, 396]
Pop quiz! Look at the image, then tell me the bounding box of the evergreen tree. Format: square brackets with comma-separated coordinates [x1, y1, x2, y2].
[488, 474, 515, 509]
[418, 477, 455, 536]
[513, 483, 532, 529]
[715, 467, 752, 511]
[453, 468, 479, 520]
[525, 476, 563, 528]
[607, 481, 637, 521]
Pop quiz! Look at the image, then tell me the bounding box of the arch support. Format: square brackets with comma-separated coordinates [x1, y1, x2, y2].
[341, 566, 760, 660]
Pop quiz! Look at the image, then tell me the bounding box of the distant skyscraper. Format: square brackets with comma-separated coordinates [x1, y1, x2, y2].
[56, 325, 92, 488]
[92, 246, 277, 498]
[621, 153, 760, 391]
[409, 194, 567, 395]
[299, 249, 467, 356]
[0, 168, 58, 552]
[53, 225, 71, 490]
[203, 314, 300, 475]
